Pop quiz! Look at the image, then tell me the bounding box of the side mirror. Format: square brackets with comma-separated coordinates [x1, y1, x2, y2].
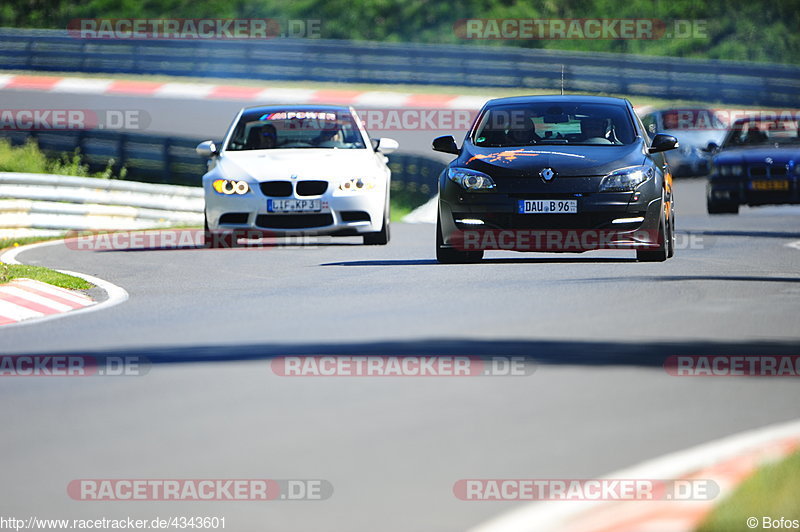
[196, 140, 219, 158]
[648, 134, 679, 154]
[372, 137, 399, 154]
[702, 141, 719, 153]
[432, 135, 459, 155]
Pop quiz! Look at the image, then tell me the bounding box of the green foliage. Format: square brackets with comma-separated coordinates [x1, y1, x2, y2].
[0, 138, 125, 178]
[1, 0, 797, 64]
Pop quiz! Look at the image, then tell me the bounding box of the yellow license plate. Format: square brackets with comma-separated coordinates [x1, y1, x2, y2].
[750, 180, 789, 191]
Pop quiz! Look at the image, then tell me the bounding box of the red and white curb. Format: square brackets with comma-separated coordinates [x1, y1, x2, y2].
[0, 73, 492, 109]
[0, 277, 93, 325]
[469, 418, 800, 532]
[0, 239, 129, 327]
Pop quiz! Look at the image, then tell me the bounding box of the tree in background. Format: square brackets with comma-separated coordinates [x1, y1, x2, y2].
[1, 0, 797, 64]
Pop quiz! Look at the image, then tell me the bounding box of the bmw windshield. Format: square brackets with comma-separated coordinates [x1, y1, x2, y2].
[226, 109, 367, 150]
[721, 118, 800, 149]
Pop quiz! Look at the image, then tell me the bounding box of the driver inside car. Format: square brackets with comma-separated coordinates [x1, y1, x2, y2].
[505, 113, 541, 145]
[580, 117, 612, 144]
[313, 119, 344, 147]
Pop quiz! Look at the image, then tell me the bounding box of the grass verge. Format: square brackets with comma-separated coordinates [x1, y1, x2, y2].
[0, 262, 92, 290]
[0, 235, 66, 252]
[390, 200, 415, 222]
[695, 450, 800, 531]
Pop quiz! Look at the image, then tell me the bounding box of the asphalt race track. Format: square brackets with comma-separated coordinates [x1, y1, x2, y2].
[1, 88, 799, 531]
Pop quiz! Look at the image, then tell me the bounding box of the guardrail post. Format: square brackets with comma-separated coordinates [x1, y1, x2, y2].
[164, 138, 173, 184]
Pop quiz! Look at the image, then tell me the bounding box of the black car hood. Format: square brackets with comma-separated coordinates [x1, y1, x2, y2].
[714, 146, 800, 166]
[457, 141, 647, 178]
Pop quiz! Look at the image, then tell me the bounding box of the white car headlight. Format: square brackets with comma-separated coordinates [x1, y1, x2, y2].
[599, 166, 654, 193]
[212, 179, 250, 195]
[338, 177, 376, 192]
[448, 167, 496, 191]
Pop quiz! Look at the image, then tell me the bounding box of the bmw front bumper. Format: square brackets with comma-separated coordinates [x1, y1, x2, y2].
[204, 182, 386, 236]
[438, 178, 664, 252]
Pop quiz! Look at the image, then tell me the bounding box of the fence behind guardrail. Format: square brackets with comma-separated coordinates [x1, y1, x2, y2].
[1, 28, 798, 107]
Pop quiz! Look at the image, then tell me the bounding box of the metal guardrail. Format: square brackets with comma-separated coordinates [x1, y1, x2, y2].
[0, 148, 444, 238]
[0, 129, 444, 206]
[0, 129, 205, 186]
[0, 172, 204, 238]
[1, 27, 799, 106]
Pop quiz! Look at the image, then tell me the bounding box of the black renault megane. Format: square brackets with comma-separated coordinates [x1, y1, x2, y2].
[432, 95, 679, 263]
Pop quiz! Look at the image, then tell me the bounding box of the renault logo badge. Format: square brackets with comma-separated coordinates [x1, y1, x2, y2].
[540, 167, 556, 182]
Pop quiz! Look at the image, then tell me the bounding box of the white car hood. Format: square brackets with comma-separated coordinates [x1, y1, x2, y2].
[218, 149, 383, 181]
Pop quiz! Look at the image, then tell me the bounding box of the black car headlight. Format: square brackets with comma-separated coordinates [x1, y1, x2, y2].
[598, 166, 654, 193]
[448, 168, 496, 191]
[212, 179, 250, 195]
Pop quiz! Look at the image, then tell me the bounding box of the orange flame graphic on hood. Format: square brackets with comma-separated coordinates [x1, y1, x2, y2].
[467, 149, 541, 164]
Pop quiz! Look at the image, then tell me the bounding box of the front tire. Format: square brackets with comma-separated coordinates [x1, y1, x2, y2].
[707, 186, 739, 214]
[204, 212, 236, 249]
[637, 214, 669, 263]
[363, 205, 390, 245]
[707, 197, 739, 215]
[436, 209, 483, 263]
[666, 208, 676, 259]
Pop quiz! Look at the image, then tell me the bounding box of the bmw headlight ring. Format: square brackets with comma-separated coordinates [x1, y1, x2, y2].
[338, 177, 376, 192]
[212, 179, 250, 195]
[718, 165, 743, 177]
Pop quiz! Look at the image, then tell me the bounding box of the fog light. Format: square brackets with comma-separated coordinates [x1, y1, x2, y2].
[611, 217, 645, 224]
[456, 218, 485, 225]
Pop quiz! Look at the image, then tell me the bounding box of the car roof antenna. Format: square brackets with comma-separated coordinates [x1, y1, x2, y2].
[560, 65, 564, 95]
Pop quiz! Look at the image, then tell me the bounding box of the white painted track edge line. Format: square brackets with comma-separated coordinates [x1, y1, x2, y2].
[468, 418, 800, 532]
[0, 239, 129, 328]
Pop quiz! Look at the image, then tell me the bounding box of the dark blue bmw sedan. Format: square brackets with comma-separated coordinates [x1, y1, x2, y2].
[707, 116, 800, 215]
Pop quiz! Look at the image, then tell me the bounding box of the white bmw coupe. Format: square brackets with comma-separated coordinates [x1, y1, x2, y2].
[197, 105, 398, 247]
